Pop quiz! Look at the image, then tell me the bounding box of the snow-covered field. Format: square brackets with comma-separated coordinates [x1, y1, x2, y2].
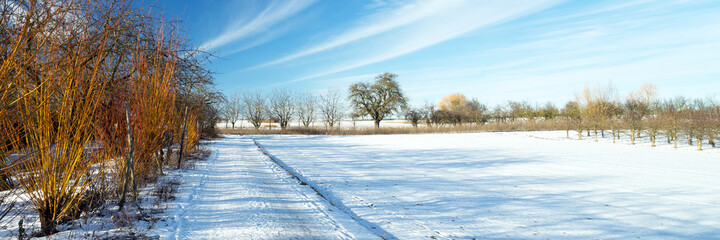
[249, 132, 720, 239]
[8, 131, 715, 239]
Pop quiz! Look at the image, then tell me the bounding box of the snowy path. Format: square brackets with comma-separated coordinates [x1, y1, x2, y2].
[156, 136, 378, 240]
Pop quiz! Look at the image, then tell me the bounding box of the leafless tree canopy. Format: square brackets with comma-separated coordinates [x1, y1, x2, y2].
[269, 89, 297, 130]
[320, 89, 344, 128]
[242, 91, 267, 129]
[348, 72, 407, 128]
[297, 92, 317, 127]
[223, 91, 243, 129]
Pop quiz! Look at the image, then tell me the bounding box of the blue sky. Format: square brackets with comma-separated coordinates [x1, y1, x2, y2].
[158, 0, 720, 106]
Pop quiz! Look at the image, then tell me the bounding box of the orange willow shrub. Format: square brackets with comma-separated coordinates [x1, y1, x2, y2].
[0, 0, 28, 190]
[0, 0, 32, 224]
[186, 111, 200, 150]
[122, 19, 181, 187]
[0, 1, 128, 235]
[91, 13, 188, 204]
[1, 0, 214, 234]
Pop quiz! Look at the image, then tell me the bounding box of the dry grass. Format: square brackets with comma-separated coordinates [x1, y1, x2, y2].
[218, 121, 565, 135]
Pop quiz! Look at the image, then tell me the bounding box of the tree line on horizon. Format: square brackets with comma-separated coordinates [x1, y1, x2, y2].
[221, 72, 408, 130]
[0, 0, 220, 236]
[221, 73, 719, 151]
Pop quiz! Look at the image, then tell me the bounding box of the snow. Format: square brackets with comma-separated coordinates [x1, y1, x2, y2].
[3, 131, 718, 239]
[251, 132, 720, 239]
[153, 136, 379, 240]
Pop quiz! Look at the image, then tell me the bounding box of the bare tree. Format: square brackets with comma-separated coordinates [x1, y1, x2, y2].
[629, 83, 657, 137]
[422, 101, 436, 127]
[404, 106, 423, 127]
[623, 96, 648, 145]
[269, 89, 296, 130]
[576, 84, 617, 141]
[561, 101, 583, 139]
[492, 104, 509, 123]
[707, 99, 719, 148]
[223, 91, 243, 129]
[645, 101, 664, 147]
[242, 91, 267, 129]
[690, 99, 712, 151]
[297, 92, 317, 127]
[467, 98, 489, 125]
[662, 97, 686, 148]
[539, 102, 560, 120]
[348, 72, 408, 128]
[320, 89, 344, 128]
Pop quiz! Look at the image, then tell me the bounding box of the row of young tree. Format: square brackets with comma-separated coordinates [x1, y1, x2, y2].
[403, 83, 719, 150]
[560, 83, 719, 150]
[222, 89, 346, 130]
[0, 0, 219, 236]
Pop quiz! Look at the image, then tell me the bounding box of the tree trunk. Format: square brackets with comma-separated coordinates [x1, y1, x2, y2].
[611, 128, 616, 143]
[168, 146, 174, 163]
[709, 135, 715, 147]
[688, 135, 693, 146]
[697, 135, 703, 151]
[650, 132, 656, 147]
[374, 119, 381, 128]
[578, 129, 582, 140]
[566, 129, 569, 138]
[178, 106, 189, 168]
[673, 132, 678, 148]
[119, 103, 135, 211]
[594, 129, 598, 142]
[157, 149, 164, 175]
[631, 129, 636, 145]
[37, 207, 57, 237]
[232, 122, 235, 129]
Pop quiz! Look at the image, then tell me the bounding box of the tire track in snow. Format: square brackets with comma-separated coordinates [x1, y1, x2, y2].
[253, 139, 397, 240]
[249, 146, 357, 239]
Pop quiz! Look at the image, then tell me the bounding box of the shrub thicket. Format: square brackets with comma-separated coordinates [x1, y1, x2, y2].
[0, 0, 218, 235]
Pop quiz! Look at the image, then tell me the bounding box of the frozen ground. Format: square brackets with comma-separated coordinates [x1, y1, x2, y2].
[252, 132, 720, 239]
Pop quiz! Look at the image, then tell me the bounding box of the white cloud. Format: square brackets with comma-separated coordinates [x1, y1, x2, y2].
[284, 0, 562, 83]
[200, 0, 315, 52]
[254, 0, 467, 68]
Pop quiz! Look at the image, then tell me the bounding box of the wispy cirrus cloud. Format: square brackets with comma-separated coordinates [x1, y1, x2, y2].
[253, 0, 464, 68]
[200, 0, 315, 52]
[391, 0, 720, 104]
[282, 0, 562, 83]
